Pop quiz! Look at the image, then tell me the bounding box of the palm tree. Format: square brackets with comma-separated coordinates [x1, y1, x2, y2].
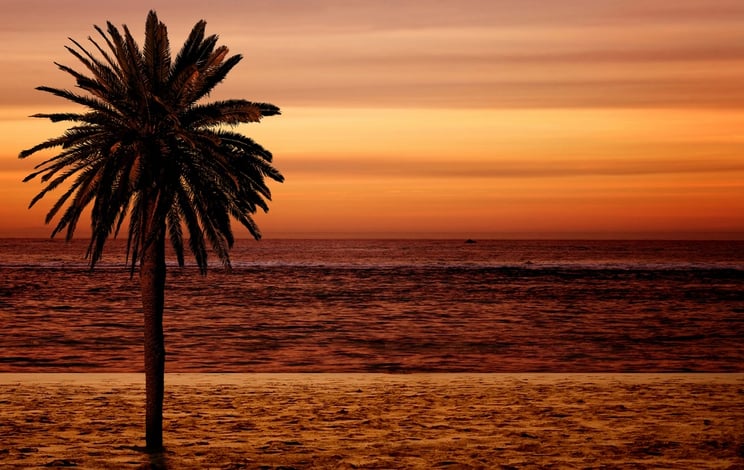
[19, 11, 283, 451]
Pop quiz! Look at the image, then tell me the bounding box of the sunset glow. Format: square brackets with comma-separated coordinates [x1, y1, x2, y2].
[2, 0, 743, 238]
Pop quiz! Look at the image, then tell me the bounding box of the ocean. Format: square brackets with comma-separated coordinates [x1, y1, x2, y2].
[1, 238, 742, 373]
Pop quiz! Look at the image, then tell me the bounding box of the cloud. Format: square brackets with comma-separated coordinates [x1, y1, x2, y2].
[3, 0, 743, 109]
[279, 156, 744, 179]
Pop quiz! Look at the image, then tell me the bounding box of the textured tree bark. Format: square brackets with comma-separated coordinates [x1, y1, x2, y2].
[141, 226, 166, 451]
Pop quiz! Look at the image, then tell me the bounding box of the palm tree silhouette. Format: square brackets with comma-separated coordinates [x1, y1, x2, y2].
[19, 11, 283, 451]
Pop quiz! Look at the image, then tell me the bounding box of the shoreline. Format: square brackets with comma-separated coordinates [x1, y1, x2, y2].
[2, 371, 744, 383]
[2, 373, 743, 468]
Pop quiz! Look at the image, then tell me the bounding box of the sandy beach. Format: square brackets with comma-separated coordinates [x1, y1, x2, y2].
[1, 373, 743, 469]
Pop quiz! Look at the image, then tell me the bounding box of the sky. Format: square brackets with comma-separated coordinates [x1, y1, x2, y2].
[1, 0, 743, 238]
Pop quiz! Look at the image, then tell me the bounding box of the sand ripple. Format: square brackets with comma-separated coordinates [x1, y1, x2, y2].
[1, 374, 743, 469]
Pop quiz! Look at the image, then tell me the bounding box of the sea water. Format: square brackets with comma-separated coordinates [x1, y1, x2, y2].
[1, 238, 742, 372]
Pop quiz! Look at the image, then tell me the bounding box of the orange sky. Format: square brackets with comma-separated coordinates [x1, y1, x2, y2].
[1, 0, 743, 238]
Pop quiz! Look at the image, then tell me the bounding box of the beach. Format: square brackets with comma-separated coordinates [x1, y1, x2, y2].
[1, 374, 743, 469]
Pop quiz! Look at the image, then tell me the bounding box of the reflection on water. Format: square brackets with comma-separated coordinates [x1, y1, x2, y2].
[1, 239, 743, 372]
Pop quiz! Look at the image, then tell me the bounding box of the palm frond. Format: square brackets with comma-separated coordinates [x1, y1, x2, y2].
[19, 135, 69, 160]
[30, 112, 86, 123]
[183, 100, 268, 127]
[143, 11, 171, 88]
[50, 166, 103, 240]
[63, 40, 124, 98]
[190, 52, 242, 103]
[169, 19, 206, 79]
[33, 86, 116, 118]
[166, 205, 185, 267]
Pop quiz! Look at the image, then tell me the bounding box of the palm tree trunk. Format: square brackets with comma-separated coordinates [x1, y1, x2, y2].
[141, 226, 166, 451]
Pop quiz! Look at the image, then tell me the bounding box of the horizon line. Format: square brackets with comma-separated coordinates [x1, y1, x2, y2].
[1, 231, 743, 241]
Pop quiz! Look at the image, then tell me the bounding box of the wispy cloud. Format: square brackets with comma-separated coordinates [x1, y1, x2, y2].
[3, 0, 743, 109]
[281, 156, 744, 179]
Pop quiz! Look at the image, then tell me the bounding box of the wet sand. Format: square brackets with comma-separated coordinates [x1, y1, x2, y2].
[1, 374, 743, 469]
